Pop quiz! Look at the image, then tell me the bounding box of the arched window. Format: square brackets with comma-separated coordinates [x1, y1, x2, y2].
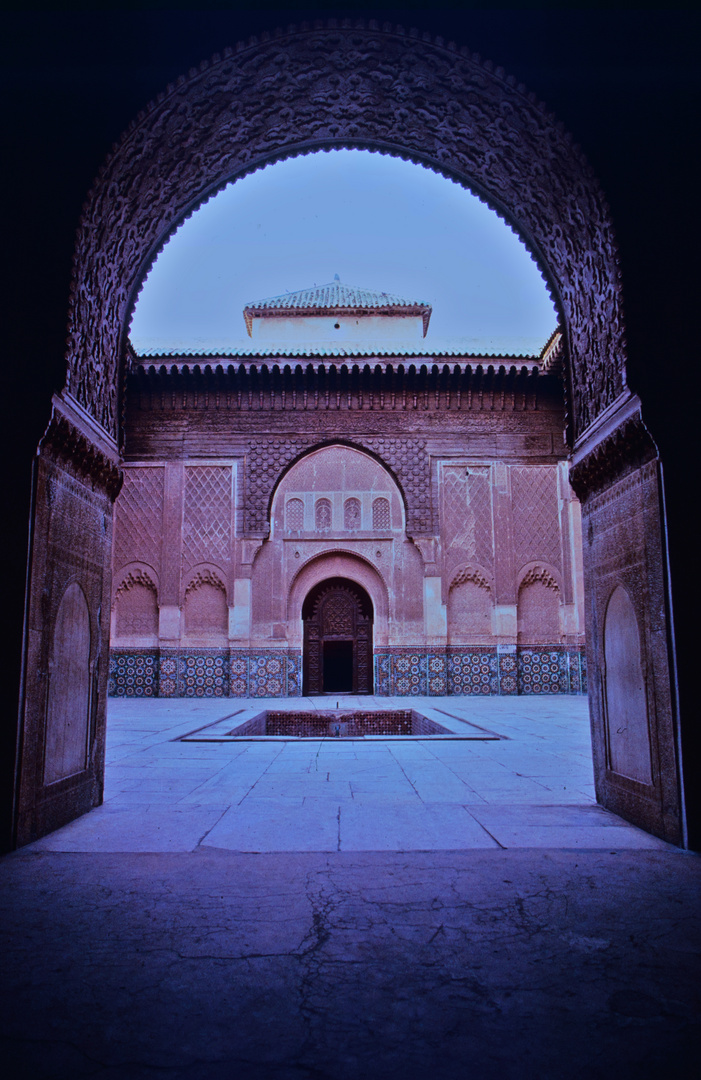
[344, 497, 361, 531]
[315, 498, 332, 531]
[372, 497, 390, 531]
[286, 498, 304, 531]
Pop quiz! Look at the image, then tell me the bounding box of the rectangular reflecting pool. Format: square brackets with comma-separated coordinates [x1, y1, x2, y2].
[178, 707, 503, 742]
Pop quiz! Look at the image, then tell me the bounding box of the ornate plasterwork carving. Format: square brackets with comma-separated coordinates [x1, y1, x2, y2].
[569, 415, 657, 502]
[246, 437, 427, 537]
[66, 23, 625, 447]
[450, 566, 492, 591]
[113, 568, 158, 606]
[519, 565, 560, 591]
[184, 567, 227, 597]
[40, 411, 123, 499]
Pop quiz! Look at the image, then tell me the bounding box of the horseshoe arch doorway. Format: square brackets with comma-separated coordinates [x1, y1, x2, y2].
[11, 23, 687, 850]
[303, 579, 374, 695]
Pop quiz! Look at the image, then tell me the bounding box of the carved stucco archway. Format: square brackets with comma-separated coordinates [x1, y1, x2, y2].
[16, 22, 683, 847]
[65, 23, 623, 442]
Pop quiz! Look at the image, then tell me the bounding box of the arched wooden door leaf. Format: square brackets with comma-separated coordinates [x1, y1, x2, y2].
[303, 579, 373, 695]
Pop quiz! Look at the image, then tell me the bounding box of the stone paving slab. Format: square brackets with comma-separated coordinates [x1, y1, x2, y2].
[25, 696, 673, 854]
[1, 848, 699, 1080]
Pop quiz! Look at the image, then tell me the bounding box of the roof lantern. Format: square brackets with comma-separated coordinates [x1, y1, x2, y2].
[243, 277, 433, 338]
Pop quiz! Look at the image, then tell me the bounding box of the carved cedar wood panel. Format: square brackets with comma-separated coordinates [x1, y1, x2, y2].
[65, 24, 624, 444]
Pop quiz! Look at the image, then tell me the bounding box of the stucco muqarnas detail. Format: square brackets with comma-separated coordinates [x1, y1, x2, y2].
[64, 22, 624, 444]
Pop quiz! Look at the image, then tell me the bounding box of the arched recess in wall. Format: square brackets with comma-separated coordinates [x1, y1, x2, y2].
[447, 566, 493, 645]
[287, 551, 390, 650]
[45, 583, 92, 785]
[183, 569, 228, 643]
[270, 443, 405, 539]
[113, 568, 159, 644]
[517, 565, 562, 645]
[603, 585, 652, 785]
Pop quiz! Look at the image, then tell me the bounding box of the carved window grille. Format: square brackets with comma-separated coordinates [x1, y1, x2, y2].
[286, 498, 304, 531]
[315, 498, 332, 531]
[372, 497, 391, 531]
[344, 498, 361, 531]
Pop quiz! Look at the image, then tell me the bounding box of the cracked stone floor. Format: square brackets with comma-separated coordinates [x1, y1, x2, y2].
[2, 697, 699, 1078]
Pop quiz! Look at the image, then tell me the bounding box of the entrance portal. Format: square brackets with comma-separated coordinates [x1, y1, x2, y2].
[303, 579, 373, 695]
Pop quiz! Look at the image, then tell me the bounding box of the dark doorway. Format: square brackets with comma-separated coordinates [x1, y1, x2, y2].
[323, 641, 354, 693]
[303, 578, 374, 695]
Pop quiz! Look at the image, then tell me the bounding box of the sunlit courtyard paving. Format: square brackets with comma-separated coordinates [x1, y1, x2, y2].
[30, 696, 669, 853]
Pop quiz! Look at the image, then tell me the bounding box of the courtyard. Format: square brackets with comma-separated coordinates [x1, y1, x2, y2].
[27, 695, 667, 854]
[2, 697, 699, 1079]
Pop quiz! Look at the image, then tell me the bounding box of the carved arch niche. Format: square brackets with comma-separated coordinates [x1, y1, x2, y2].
[603, 585, 652, 785]
[517, 566, 562, 645]
[113, 568, 159, 645]
[45, 583, 92, 785]
[448, 567, 493, 644]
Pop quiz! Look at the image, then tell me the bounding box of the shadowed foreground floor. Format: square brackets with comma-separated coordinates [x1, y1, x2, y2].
[1, 847, 699, 1079]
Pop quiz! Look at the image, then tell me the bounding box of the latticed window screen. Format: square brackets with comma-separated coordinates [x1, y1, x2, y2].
[286, 498, 304, 531]
[372, 497, 391, 530]
[315, 498, 332, 530]
[344, 498, 361, 530]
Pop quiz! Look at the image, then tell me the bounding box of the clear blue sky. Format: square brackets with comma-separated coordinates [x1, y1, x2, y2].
[130, 149, 557, 355]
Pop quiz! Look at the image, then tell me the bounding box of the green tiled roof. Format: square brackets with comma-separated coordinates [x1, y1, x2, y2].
[244, 277, 432, 335]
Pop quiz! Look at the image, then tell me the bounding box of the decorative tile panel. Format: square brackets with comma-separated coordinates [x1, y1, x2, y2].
[108, 651, 158, 697]
[448, 650, 499, 695]
[109, 647, 584, 698]
[180, 653, 229, 697]
[517, 648, 569, 694]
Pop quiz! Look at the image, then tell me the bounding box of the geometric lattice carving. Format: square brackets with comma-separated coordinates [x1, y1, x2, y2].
[366, 437, 430, 533]
[372, 497, 390, 531]
[512, 467, 561, 568]
[113, 467, 164, 570]
[182, 466, 231, 570]
[344, 497, 361, 531]
[246, 438, 309, 533]
[323, 594, 354, 636]
[315, 498, 332, 531]
[286, 498, 304, 531]
[442, 465, 493, 568]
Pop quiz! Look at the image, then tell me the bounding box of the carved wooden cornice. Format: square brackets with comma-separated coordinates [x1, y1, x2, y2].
[569, 412, 656, 502]
[128, 361, 551, 414]
[40, 398, 123, 500]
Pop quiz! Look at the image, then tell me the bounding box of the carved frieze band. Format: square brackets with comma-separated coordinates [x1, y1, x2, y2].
[66, 24, 625, 446]
[40, 412, 123, 499]
[569, 414, 656, 502]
